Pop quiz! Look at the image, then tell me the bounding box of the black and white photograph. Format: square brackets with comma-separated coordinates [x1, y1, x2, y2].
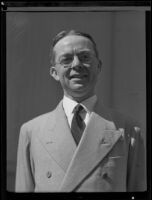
[2, 2, 150, 198]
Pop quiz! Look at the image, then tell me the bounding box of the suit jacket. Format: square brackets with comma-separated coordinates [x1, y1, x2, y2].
[15, 100, 146, 192]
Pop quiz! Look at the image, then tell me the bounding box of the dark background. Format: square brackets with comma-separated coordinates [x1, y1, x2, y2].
[6, 10, 146, 191]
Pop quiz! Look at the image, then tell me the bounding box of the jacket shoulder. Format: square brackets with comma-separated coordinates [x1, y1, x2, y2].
[110, 108, 143, 138]
[20, 109, 56, 136]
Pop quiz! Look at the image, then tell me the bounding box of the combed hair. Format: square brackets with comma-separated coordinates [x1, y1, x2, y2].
[49, 30, 99, 66]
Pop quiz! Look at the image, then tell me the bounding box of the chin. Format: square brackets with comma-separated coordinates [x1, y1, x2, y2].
[70, 86, 92, 97]
[71, 84, 88, 92]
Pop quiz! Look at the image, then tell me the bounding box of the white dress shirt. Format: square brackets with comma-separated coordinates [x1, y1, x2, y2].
[62, 95, 97, 128]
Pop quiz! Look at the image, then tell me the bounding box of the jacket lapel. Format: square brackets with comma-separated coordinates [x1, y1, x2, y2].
[38, 101, 77, 173]
[60, 100, 123, 192]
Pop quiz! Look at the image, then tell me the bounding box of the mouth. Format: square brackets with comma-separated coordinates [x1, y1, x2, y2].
[69, 74, 88, 79]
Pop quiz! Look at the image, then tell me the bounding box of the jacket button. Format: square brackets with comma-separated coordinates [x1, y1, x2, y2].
[46, 171, 52, 178]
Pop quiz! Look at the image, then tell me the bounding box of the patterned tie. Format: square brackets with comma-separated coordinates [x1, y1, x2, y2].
[71, 104, 86, 145]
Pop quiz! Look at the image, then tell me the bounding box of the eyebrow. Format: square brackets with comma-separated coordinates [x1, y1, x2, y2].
[59, 49, 93, 57]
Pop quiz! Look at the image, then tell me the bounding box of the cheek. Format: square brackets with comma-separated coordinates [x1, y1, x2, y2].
[88, 67, 99, 81]
[58, 71, 70, 85]
[57, 68, 67, 79]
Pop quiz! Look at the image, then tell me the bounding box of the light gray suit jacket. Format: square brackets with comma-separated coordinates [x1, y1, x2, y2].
[15, 100, 146, 192]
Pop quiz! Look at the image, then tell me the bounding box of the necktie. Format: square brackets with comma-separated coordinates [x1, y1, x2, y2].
[71, 104, 86, 145]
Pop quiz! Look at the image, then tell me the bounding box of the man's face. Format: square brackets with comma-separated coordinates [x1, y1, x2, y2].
[51, 35, 101, 100]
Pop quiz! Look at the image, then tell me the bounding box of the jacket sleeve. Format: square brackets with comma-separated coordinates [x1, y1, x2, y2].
[127, 126, 147, 191]
[15, 124, 35, 192]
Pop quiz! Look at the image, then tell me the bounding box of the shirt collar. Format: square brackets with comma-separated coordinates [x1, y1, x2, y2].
[62, 95, 97, 117]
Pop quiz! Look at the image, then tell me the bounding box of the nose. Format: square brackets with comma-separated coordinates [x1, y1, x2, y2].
[71, 55, 82, 69]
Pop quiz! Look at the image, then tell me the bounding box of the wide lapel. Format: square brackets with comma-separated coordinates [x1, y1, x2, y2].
[38, 101, 77, 173]
[60, 100, 123, 192]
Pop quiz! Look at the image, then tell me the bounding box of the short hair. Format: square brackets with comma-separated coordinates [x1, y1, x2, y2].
[49, 30, 99, 66]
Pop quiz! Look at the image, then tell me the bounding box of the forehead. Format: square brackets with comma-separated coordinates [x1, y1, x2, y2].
[54, 35, 95, 57]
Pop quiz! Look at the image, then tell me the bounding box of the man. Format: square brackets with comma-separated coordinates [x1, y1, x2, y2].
[15, 30, 146, 192]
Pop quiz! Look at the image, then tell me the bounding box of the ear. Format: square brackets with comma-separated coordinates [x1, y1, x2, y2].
[50, 66, 60, 81]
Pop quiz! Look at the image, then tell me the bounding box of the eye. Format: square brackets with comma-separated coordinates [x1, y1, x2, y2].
[60, 55, 73, 65]
[78, 52, 92, 63]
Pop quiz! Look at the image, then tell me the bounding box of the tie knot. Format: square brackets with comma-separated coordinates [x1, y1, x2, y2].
[73, 104, 84, 114]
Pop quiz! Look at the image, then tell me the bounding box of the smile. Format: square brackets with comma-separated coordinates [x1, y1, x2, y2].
[69, 74, 88, 79]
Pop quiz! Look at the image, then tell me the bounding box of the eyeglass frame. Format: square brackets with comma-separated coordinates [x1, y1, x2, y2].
[54, 50, 98, 68]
